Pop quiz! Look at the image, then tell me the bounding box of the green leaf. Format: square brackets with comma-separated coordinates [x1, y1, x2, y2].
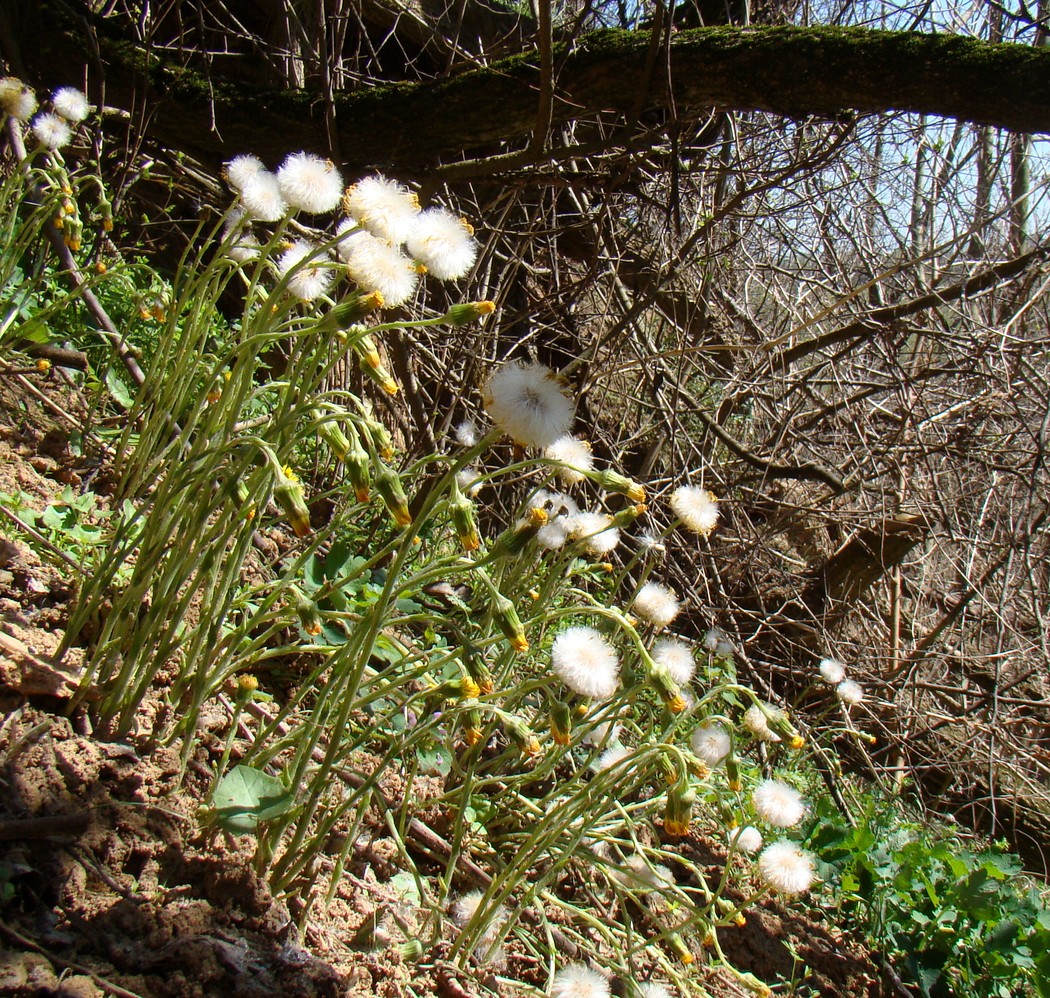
[211, 764, 294, 834]
[104, 367, 135, 409]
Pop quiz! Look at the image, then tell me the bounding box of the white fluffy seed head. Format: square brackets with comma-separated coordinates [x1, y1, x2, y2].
[752, 779, 806, 828]
[31, 112, 72, 150]
[757, 841, 816, 894]
[454, 420, 478, 447]
[637, 531, 666, 555]
[670, 484, 720, 536]
[567, 511, 619, 556]
[0, 78, 37, 121]
[551, 626, 620, 700]
[340, 229, 419, 306]
[730, 825, 764, 855]
[819, 657, 847, 684]
[276, 240, 333, 300]
[276, 151, 344, 214]
[343, 175, 420, 244]
[449, 889, 508, 944]
[690, 722, 731, 766]
[836, 679, 864, 705]
[550, 963, 611, 998]
[581, 716, 620, 747]
[238, 170, 287, 222]
[596, 743, 632, 771]
[633, 581, 680, 628]
[615, 854, 674, 892]
[636, 983, 674, 998]
[51, 86, 90, 122]
[405, 206, 478, 279]
[483, 361, 574, 449]
[743, 704, 781, 743]
[651, 637, 696, 685]
[544, 434, 594, 485]
[224, 154, 266, 193]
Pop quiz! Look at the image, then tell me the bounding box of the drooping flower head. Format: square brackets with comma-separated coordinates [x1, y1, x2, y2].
[818, 657, 847, 684]
[544, 434, 594, 485]
[651, 637, 695, 685]
[405, 206, 478, 279]
[757, 841, 816, 894]
[338, 227, 418, 307]
[670, 484, 720, 536]
[729, 825, 763, 855]
[751, 779, 806, 828]
[690, 722, 731, 766]
[276, 240, 333, 301]
[551, 625, 620, 700]
[276, 151, 344, 214]
[51, 86, 90, 122]
[483, 361, 574, 449]
[550, 963, 611, 998]
[343, 174, 420, 244]
[31, 113, 72, 150]
[633, 581, 680, 628]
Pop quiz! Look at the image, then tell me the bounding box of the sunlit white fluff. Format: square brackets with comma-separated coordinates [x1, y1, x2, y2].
[670, 484, 720, 536]
[752, 779, 805, 828]
[52, 86, 90, 122]
[32, 112, 71, 150]
[550, 963, 611, 998]
[551, 625, 620, 699]
[633, 581, 680, 628]
[690, 722, 731, 766]
[651, 637, 695, 685]
[276, 240, 333, 300]
[224, 154, 266, 193]
[238, 170, 287, 222]
[743, 703, 781, 743]
[454, 419, 478, 447]
[449, 889, 507, 946]
[544, 434, 593, 485]
[406, 206, 478, 279]
[343, 174, 420, 244]
[729, 825, 763, 855]
[819, 657, 847, 684]
[836, 679, 864, 705]
[483, 361, 574, 449]
[566, 510, 619, 556]
[340, 228, 419, 307]
[615, 854, 674, 891]
[596, 743, 632, 771]
[757, 841, 816, 894]
[276, 151, 344, 214]
[0, 78, 37, 121]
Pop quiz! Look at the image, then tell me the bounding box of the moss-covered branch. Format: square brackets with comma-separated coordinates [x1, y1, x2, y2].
[19, 6, 1050, 170]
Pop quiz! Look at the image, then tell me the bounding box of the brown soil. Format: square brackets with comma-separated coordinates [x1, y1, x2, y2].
[0, 384, 895, 997]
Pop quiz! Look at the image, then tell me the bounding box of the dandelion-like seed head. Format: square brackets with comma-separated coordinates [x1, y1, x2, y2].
[276, 240, 334, 301]
[449, 889, 508, 945]
[757, 841, 816, 894]
[405, 206, 478, 279]
[32, 112, 72, 150]
[454, 419, 479, 447]
[836, 679, 864, 705]
[670, 484, 720, 536]
[690, 722, 731, 766]
[581, 716, 620, 747]
[0, 78, 37, 121]
[456, 466, 483, 496]
[566, 510, 620, 556]
[343, 174, 420, 245]
[483, 361, 574, 449]
[51, 86, 90, 122]
[276, 151, 344, 214]
[224, 154, 266, 193]
[652, 637, 696, 685]
[637, 983, 674, 998]
[615, 854, 674, 892]
[819, 657, 847, 684]
[633, 581, 680, 628]
[544, 434, 594, 485]
[751, 779, 806, 828]
[340, 229, 419, 307]
[550, 963, 611, 998]
[551, 625, 620, 700]
[729, 825, 764, 855]
[637, 531, 666, 555]
[238, 170, 287, 222]
[743, 703, 782, 743]
[596, 743, 632, 772]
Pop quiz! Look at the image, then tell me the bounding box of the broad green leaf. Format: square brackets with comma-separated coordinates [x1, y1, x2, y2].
[211, 764, 294, 834]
